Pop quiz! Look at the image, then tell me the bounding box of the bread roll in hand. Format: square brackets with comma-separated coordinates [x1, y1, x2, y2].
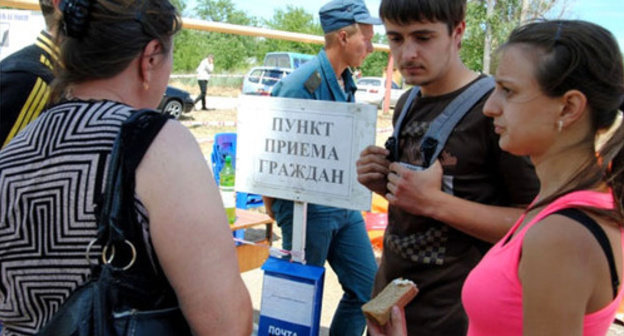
[362, 278, 418, 326]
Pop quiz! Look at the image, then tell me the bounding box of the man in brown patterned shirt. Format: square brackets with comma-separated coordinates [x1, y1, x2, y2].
[356, 0, 539, 335]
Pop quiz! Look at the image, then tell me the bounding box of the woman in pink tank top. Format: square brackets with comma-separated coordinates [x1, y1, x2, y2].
[460, 20, 624, 336]
[368, 19, 624, 336]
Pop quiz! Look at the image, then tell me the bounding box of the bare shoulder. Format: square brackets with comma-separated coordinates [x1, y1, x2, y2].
[136, 119, 215, 204]
[522, 213, 609, 273]
[140, 119, 208, 171]
[150, 120, 199, 153]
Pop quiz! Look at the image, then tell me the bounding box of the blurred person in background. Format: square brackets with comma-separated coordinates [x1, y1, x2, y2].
[194, 53, 214, 110]
[0, 0, 60, 148]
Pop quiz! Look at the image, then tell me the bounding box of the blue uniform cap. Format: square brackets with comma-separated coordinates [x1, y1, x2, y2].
[319, 0, 382, 34]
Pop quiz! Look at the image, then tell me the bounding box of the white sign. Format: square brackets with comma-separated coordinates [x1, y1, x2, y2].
[0, 9, 45, 61]
[237, 95, 376, 211]
[260, 274, 316, 326]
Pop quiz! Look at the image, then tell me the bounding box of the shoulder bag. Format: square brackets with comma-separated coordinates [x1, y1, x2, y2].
[37, 109, 191, 336]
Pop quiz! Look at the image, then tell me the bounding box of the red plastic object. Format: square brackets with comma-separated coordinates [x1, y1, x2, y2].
[364, 212, 387, 251]
[365, 212, 388, 231]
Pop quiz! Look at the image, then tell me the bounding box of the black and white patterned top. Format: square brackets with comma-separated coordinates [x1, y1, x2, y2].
[0, 100, 151, 335]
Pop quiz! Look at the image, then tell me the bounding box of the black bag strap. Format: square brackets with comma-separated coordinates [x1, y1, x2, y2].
[387, 76, 494, 166]
[98, 109, 169, 248]
[553, 208, 620, 298]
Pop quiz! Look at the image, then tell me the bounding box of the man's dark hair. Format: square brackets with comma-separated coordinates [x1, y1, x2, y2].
[379, 0, 466, 34]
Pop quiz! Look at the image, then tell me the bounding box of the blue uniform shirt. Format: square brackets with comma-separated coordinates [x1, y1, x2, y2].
[271, 49, 357, 102]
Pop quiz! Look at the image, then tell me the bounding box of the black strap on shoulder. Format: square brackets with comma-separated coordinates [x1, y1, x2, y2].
[100, 109, 169, 245]
[121, 110, 170, 174]
[419, 76, 494, 167]
[388, 86, 420, 162]
[554, 208, 620, 298]
[387, 76, 494, 166]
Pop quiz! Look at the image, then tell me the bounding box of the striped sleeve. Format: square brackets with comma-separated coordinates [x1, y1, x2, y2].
[2, 77, 50, 148]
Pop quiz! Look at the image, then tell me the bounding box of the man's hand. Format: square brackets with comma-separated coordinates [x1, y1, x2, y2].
[386, 160, 443, 217]
[356, 145, 391, 196]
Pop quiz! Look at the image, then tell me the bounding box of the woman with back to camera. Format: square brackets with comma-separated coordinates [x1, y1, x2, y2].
[0, 0, 252, 334]
[462, 20, 624, 335]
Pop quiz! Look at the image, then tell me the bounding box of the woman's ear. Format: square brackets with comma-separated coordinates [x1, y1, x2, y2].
[139, 39, 163, 87]
[559, 89, 588, 128]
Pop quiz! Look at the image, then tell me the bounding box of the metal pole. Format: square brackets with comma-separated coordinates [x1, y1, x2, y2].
[291, 201, 307, 264]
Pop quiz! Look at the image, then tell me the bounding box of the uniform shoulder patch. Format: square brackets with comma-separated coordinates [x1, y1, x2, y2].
[304, 71, 322, 94]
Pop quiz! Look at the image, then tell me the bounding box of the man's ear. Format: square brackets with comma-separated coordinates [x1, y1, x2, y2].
[139, 39, 163, 85]
[338, 30, 348, 46]
[559, 89, 588, 128]
[453, 21, 466, 49]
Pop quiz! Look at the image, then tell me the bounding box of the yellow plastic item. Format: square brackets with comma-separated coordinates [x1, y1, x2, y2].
[371, 193, 388, 213]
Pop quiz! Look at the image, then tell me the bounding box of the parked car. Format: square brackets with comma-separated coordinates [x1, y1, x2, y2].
[241, 66, 293, 96]
[355, 77, 407, 108]
[157, 86, 194, 119]
[263, 52, 314, 69]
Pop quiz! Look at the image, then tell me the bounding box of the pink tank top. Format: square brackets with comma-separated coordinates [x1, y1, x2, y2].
[462, 190, 624, 336]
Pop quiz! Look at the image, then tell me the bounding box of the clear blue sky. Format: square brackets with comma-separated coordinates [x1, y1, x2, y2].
[224, 0, 624, 50]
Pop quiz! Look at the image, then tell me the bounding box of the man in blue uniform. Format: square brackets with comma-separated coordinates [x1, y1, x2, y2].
[263, 0, 381, 335]
[0, 0, 60, 148]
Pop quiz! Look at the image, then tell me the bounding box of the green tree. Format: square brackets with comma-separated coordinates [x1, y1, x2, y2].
[258, 6, 391, 75]
[257, 5, 323, 63]
[462, 0, 487, 71]
[172, 0, 260, 72]
[194, 0, 256, 25]
[462, 0, 571, 73]
[360, 33, 389, 77]
[170, 0, 186, 15]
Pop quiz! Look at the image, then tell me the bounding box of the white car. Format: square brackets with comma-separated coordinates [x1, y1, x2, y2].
[241, 66, 292, 96]
[355, 77, 406, 108]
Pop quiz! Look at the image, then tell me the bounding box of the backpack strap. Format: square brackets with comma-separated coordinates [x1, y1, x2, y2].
[419, 76, 495, 167]
[387, 86, 421, 162]
[553, 208, 620, 298]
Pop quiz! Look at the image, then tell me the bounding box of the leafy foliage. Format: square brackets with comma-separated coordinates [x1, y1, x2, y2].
[170, 0, 186, 15]
[462, 1, 487, 71]
[462, 0, 569, 73]
[172, 0, 392, 76]
[171, 0, 568, 77]
[256, 5, 324, 61]
[173, 0, 260, 73]
[359, 34, 390, 77]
